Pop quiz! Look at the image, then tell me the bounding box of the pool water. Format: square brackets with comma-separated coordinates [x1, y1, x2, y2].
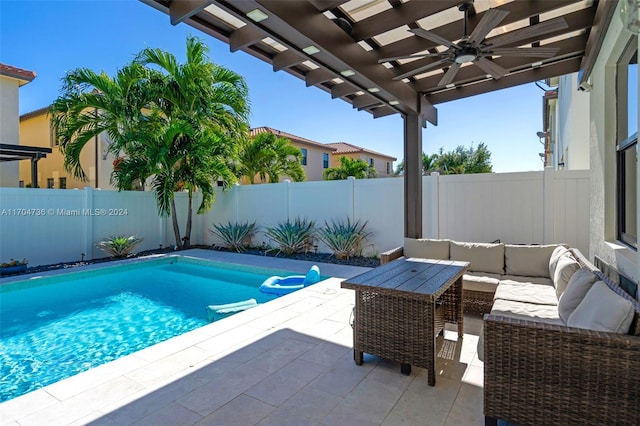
[0, 257, 294, 402]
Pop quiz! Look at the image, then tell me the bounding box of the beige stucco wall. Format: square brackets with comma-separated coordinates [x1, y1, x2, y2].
[0, 77, 20, 186]
[19, 111, 115, 189]
[587, 4, 640, 289]
[293, 143, 333, 181]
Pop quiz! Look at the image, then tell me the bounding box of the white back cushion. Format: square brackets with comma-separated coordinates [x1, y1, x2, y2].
[553, 253, 580, 297]
[568, 281, 635, 334]
[558, 268, 599, 323]
[505, 244, 560, 278]
[404, 238, 450, 260]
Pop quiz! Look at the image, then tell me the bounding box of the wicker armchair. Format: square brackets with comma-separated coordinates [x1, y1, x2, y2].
[483, 250, 640, 426]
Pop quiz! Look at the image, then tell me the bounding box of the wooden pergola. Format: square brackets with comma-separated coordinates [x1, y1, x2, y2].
[0, 144, 51, 188]
[141, 0, 615, 238]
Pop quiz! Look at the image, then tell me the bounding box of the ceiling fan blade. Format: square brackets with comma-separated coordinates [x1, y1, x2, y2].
[392, 58, 451, 81]
[410, 27, 458, 49]
[467, 9, 510, 46]
[378, 52, 441, 63]
[438, 63, 461, 86]
[488, 17, 568, 48]
[485, 47, 560, 57]
[475, 57, 508, 79]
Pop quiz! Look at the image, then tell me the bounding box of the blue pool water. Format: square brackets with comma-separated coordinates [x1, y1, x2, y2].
[0, 257, 298, 402]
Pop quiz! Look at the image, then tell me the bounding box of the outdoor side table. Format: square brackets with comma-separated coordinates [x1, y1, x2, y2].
[341, 257, 469, 386]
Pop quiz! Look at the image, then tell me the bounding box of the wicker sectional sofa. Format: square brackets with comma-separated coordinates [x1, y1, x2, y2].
[380, 238, 569, 315]
[381, 239, 640, 425]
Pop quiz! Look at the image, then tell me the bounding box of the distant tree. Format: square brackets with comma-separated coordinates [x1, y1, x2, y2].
[395, 143, 493, 176]
[393, 153, 442, 176]
[235, 132, 305, 183]
[323, 156, 377, 180]
[435, 143, 493, 174]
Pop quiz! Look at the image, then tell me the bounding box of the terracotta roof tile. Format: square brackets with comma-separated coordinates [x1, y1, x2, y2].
[250, 127, 336, 151]
[326, 142, 397, 161]
[0, 63, 36, 85]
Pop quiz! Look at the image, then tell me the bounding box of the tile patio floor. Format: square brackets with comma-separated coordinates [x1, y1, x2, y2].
[0, 250, 485, 426]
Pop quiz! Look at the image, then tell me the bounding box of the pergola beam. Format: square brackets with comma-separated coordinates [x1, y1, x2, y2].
[169, 0, 210, 25]
[229, 25, 265, 52]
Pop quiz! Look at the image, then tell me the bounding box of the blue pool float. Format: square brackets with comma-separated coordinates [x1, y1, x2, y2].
[206, 298, 258, 321]
[259, 265, 321, 297]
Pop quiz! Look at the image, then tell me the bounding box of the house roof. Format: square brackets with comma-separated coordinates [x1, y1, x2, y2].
[19, 106, 49, 121]
[251, 126, 337, 151]
[0, 63, 36, 86]
[326, 142, 397, 161]
[142, 0, 616, 126]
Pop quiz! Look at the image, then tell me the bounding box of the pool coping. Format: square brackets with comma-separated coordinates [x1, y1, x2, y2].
[0, 250, 372, 423]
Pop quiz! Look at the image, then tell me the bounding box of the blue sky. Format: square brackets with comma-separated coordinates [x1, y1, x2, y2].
[1, 0, 550, 173]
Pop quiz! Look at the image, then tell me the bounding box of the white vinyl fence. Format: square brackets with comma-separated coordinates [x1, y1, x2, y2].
[0, 169, 589, 267]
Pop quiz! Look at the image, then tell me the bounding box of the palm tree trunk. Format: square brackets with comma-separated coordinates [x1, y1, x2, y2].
[184, 191, 193, 249]
[170, 197, 182, 248]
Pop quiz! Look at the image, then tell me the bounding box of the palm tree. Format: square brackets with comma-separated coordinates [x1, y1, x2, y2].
[50, 36, 250, 249]
[323, 156, 377, 180]
[235, 132, 305, 183]
[50, 63, 155, 181]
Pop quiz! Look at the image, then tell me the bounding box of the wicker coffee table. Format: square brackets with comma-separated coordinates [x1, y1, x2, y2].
[341, 257, 468, 386]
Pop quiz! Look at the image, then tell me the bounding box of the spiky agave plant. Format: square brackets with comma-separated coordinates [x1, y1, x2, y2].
[264, 217, 316, 255]
[96, 235, 144, 258]
[209, 221, 257, 252]
[318, 218, 371, 259]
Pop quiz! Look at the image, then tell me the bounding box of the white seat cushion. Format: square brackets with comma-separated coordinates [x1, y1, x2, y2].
[489, 299, 563, 326]
[463, 272, 500, 293]
[500, 275, 553, 286]
[504, 244, 559, 278]
[557, 267, 599, 323]
[567, 281, 635, 334]
[494, 280, 558, 305]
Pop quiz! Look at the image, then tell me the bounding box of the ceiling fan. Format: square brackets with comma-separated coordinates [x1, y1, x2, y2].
[379, 0, 568, 86]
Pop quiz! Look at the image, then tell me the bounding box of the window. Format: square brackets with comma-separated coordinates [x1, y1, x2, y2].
[368, 157, 374, 167]
[18, 180, 24, 188]
[616, 40, 638, 249]
[59, 177, 67, 189]
[47, 178, 54, 188]
[386, 162, 391, 174]
[50, 123, 59, 147]
[301, 148, 307, 166]
[323, 153, 329, 168]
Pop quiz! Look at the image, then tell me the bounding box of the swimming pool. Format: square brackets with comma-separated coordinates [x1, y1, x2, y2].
[0, 256, 306, 402]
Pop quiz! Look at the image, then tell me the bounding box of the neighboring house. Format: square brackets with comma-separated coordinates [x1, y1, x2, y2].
[557, 4, 639, 290]
[18, 107, 115, 189]
[250, 127, 336, 181]
[250, 127, 396, 181]
[325, 142, 396, 177]
[543, 74, 590, 170]
[0, 63, 36, 187]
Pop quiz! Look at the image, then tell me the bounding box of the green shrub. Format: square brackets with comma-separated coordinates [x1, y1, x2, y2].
[96, 235, 143, 258]
[318, 218, 371, 259]
[264, 217, 316, 255]
[209, 221, 257, 252]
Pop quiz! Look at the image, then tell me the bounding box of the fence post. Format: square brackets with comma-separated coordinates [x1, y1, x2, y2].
[348, 176, 356, 222]
[543, 167, 555, 244]
[83, 187, 94, 260]
[426, 172, 440, 238]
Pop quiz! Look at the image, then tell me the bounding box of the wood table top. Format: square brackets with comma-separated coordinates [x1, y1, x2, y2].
[341, 257, 469, 300]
